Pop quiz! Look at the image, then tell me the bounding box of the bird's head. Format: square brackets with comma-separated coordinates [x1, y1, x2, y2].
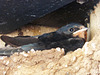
[57, 23, 88, 40]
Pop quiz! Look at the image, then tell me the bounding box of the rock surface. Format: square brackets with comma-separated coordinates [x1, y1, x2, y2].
[90, 2, 100, 40]
[0, 0, 74, 34]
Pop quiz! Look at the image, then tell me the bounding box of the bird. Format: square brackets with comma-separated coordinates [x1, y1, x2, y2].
[0, 23, 87, 56]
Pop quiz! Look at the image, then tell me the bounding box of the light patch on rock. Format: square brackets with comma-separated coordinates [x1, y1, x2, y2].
[30, 49, 35, 52]
[20, 52, 29, 57]
[17, 65, 21, 68]
[56, 47, 61, 52]
[91, 43, 96, 49]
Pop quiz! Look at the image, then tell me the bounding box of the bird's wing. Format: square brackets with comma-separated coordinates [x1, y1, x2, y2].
[45, 37, 85, 52]
[1, 36, 39, 47]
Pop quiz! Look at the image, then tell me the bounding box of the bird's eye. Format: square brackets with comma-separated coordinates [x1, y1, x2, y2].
[69, 28, 75, 32]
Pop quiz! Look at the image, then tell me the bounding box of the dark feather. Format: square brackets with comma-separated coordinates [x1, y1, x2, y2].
[1, 36, 39, 46]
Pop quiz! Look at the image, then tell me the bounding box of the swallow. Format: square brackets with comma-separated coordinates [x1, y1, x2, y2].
[0, 23, 87, 56]
[21, 23, 87, 52]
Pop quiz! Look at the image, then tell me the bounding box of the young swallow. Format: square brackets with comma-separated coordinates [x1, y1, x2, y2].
[0, 23, 87, 56]
[21, 23, 87, 52]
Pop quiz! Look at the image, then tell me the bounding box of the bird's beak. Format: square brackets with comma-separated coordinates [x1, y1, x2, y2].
[73, 28, 88, 40]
